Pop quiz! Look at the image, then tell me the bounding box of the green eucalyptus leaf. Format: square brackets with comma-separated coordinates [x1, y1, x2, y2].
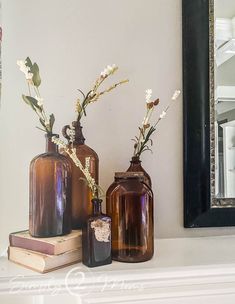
[22, 94, 36, 112]
[39, 118, 46, 128]
[22, 94, 31, 105]
[49, 114, 55, 130]
[23, 95, 41, 110]
[25, 57, 33, 70]
[31, 63, 41, 87]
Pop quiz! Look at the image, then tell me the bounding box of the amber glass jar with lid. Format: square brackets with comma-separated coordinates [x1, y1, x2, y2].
[62, 121, 99, 229]
[106, 172, 154, 262]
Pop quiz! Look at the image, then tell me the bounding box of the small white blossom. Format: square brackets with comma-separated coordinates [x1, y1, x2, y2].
[107, 65, 113, 72]
[85, 157, 90, 171]
[68, 125, 75, 143]
[52, 136, 67, 149]
[35, 96, 44, 107]
[145, 89, 152, 103]
[44, 119, 50, 126]
[17, 60, 33, 80]
[171, 90, 181, 101]
[160, 111, 167, 119]
[53, 138, 98, 196]
[100, 64, 117, 77]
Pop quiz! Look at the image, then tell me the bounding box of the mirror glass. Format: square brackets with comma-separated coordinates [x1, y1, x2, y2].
[215, 0, 235, 199]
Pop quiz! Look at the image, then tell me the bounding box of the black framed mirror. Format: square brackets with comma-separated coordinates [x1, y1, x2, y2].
[183, 0, 235, 227]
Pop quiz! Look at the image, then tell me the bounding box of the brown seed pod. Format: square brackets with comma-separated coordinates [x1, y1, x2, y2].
[153, 98, 160, 106]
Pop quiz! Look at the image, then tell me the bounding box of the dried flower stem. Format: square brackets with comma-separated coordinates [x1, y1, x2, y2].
[133, 90, 180, 158]
[18, 57, 55, 135]
[91, 79, 129, 102]
[75, 64, 129, 122]
[52, 136, 103, 199]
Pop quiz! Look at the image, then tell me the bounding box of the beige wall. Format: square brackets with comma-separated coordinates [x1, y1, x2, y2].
[1, 0, 235, 252]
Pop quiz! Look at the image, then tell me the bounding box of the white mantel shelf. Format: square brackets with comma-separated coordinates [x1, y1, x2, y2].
[1, 236, 235, 303]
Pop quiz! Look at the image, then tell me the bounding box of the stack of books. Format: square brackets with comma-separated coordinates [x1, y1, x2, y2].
[8, 230, 82, 273]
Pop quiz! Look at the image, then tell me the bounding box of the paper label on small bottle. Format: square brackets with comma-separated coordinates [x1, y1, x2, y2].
[90, 219, 111, 242]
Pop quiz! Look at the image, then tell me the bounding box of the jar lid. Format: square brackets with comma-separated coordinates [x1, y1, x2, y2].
[115, 172, 145, 180]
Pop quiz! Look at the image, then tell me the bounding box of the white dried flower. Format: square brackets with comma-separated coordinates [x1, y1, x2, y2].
[68, 124, 75, 143]
[171, 90, 181, 101]
[160, 111, 167, 119]
[17, 60, 33, 80]
[145, 89, 152, 103]
[85, 157, 90, 171]
[53, 138, 98, 196]
[100, 64, 117, 77]
[35, 96, 44, 107]
[44, 119, 50, 127]
[52, 136, 67, 149]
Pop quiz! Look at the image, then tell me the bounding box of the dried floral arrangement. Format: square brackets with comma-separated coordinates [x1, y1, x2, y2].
[17, 57, 55, 135]
[132, 89, 181, 158]
[17, 57, 101, 198]
[75, 64, 129, 122]
[52, 135, 103, 199]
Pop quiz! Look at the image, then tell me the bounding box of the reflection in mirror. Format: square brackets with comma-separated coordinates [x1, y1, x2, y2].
[215, 0, 235, 199]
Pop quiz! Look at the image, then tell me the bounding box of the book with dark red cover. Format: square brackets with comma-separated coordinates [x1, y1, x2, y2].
[9, 230, 82, 255]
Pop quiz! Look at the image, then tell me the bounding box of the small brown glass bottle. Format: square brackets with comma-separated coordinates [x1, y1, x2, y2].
[62, 121, 99, 229]
[29, 134, 72, 237]
[127, 156, 152, 187]
[106, 172, 154, 263]
[82, 199, 112, 267]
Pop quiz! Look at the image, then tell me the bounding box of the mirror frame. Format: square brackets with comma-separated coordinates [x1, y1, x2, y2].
[183, 0, 235, 227]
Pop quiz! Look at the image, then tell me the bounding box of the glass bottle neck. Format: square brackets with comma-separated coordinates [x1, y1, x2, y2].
[130, 156, 141, 164]
[92, 199, 102, 215]
[46, 136, 58, 153]
[72, 121, 85, 145]
[62, 121, 86, 145]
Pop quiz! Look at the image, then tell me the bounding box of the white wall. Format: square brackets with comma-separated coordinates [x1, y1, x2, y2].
[1, 0, 235, 253]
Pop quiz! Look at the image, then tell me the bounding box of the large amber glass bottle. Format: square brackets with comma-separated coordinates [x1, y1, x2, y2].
[29, 134, 72, 237]
[106, 172, 154, 262]
[127, 156, 152, 187]
[62, 121, 99, 229]
[82, 198, 112, 267]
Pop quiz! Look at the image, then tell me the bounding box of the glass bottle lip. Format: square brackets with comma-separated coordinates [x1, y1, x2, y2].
[131, 156, 141, 163]
[45, 133, 59, 139]
[91, 198, 103, 204]
[115, 172, 145, 180]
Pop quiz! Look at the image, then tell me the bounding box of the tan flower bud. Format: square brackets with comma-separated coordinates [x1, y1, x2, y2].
[143, 123, 150, 129]
[147, 102, 154, 109]
[76, 99, 82, 113]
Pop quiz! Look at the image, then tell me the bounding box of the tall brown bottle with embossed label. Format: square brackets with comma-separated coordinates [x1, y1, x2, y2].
[82, 199, 112, 267]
